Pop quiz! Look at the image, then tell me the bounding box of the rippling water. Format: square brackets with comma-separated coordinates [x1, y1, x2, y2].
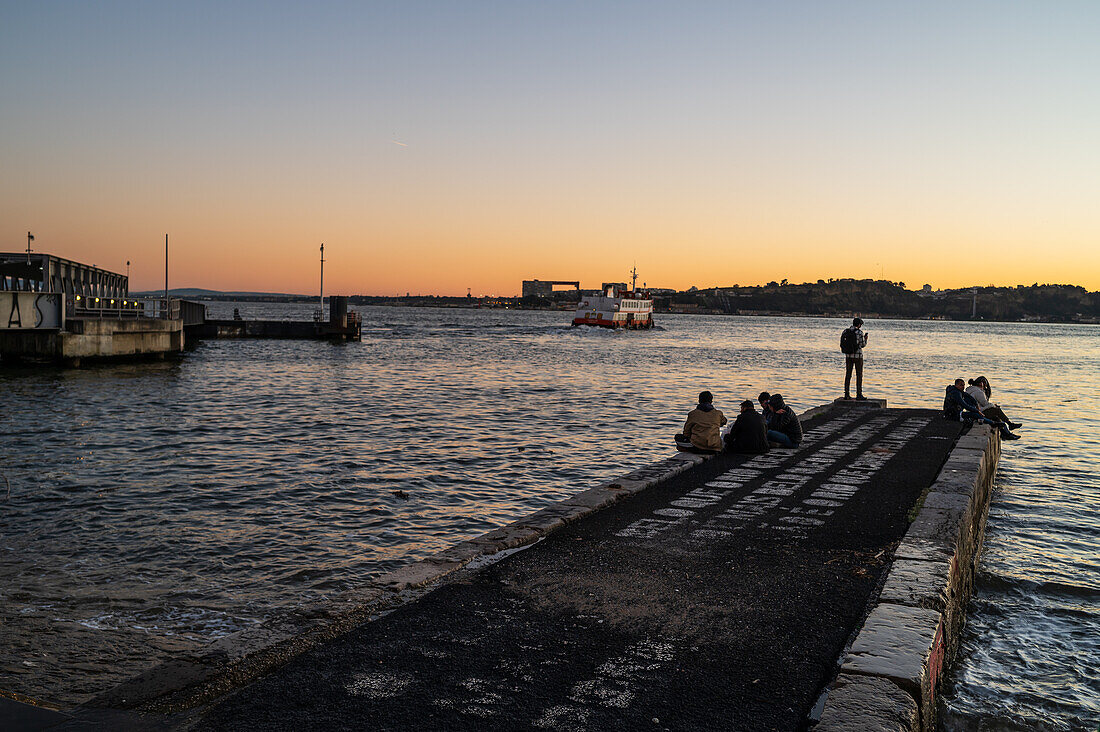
[1, 306, 1096, 727]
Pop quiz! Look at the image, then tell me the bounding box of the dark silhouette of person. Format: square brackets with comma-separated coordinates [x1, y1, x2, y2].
[726, 400, 770, 454]
[842, 318, 868, 399]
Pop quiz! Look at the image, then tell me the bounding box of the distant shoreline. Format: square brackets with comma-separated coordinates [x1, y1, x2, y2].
[144, 279, 1100, 324]
[191, 296, 1099, 325]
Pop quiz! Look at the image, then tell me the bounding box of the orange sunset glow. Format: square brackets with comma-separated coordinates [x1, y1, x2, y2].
[3, 3, 1099, 295]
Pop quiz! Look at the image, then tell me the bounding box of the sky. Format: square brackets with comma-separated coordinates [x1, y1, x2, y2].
[2, 1, 1099, 295]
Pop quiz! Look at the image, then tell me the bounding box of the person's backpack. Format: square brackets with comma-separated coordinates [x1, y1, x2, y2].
[942, 391, 957, 419]
[840, 327, 859, 354]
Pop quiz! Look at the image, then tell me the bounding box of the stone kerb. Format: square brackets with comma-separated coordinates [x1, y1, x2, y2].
[817, 424, 999, 732]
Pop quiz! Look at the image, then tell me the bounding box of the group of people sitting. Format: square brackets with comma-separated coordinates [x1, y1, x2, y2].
[944, 376, 1022, 440]
[676, 373, 1022, 456]
[675, 390, 802, 455]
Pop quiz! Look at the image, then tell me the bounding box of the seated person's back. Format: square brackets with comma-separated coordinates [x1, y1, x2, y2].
[681, 391, 727, 452]
[727, 400, 770, 454]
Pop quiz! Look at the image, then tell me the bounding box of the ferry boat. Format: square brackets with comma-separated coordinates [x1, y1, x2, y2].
[572, 268, 654, 329]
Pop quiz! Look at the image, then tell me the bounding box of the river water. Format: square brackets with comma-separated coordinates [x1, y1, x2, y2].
[0, 306, 1096, 728]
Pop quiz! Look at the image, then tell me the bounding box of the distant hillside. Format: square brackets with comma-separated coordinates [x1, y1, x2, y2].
[131, 288, 310, 299]
[671, 280, 1100, 322]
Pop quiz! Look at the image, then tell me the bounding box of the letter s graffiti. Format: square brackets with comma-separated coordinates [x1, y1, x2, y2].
[33, 294, 60, 328]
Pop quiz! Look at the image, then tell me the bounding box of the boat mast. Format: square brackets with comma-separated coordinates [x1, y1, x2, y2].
[631, 265, 638, 294]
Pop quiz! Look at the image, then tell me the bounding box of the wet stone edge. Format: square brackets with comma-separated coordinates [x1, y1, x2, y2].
[815, 423, 1000, 732]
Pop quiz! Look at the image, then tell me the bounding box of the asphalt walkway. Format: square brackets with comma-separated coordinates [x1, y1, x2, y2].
[195, 404, 961, 731]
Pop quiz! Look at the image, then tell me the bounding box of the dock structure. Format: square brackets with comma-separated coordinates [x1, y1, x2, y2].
[194, 296, 362, 341]
[0, 252, 361, 366]
[40, 399, 999, 732]
[0, 252, 202, 366]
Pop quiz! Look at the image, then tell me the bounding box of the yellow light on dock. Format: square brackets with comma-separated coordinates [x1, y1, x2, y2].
[95, 297, 100, 303]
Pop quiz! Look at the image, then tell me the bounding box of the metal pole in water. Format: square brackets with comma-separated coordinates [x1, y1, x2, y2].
[319, 242, 325, 320]
[164, 234, 169, 318]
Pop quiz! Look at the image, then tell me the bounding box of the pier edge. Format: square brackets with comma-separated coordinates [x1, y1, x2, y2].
[815, 422, 1000, 732]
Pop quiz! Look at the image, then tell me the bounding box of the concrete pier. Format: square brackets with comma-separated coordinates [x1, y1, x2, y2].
[191, 297, 362, 341]
[194, 318, 359, 341]
[42, 399, 999, 731]
[0, 315, 184, 366]
[1, 253, 199, 366]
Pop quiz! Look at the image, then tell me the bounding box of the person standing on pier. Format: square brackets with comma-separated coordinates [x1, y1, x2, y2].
[841, 318, 868, 399]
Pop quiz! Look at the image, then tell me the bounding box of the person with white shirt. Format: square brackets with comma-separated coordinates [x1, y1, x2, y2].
[965, 376, 1021, 430]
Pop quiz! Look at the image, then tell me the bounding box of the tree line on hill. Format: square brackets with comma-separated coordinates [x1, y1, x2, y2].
[664, 279, 1100, 321]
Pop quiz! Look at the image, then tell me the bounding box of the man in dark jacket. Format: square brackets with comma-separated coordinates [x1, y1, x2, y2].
[758, 391, 774, 428]
[841, 318, 868, 400]
[943, 379, 1019, 440]
[726, 400, 770, 454]
[767, 393, 802, 448]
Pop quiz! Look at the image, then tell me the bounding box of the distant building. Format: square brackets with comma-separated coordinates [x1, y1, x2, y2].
[522, 279, 580, 298]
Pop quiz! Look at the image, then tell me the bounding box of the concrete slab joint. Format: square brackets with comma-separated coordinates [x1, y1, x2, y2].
[878, 559, 952, 613]
[841, 604, 942, 694]
[375, 559, 464, 591]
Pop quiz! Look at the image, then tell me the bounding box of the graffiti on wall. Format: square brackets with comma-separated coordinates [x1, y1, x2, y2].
[0, 292, 62, 329]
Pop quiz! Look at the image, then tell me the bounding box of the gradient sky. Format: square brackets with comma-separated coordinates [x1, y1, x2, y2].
[2, 1, 1099, 295]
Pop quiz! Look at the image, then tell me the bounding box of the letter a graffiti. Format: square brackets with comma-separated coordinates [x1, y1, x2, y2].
[7, 296, 21, 328]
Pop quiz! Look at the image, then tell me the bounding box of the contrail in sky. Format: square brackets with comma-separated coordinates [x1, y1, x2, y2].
[391, 140, 408, 147]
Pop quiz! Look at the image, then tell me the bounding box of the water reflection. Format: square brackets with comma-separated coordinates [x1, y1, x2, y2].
[0, 307, 1097, 725]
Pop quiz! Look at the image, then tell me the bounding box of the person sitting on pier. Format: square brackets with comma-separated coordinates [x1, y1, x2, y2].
[965, 376, 1021, 430]
[943, 379, 1020, 440]
[766, 394, 802, 448]
[726, 400, 770, 454]
[675, 391, 727, 453]
[758, 391, 774, 428]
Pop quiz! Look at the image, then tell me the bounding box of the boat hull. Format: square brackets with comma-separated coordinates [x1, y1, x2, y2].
[571, 316, 653, 329]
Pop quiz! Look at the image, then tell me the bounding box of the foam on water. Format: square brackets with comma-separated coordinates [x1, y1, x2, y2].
[0, 305, 1097, 725]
